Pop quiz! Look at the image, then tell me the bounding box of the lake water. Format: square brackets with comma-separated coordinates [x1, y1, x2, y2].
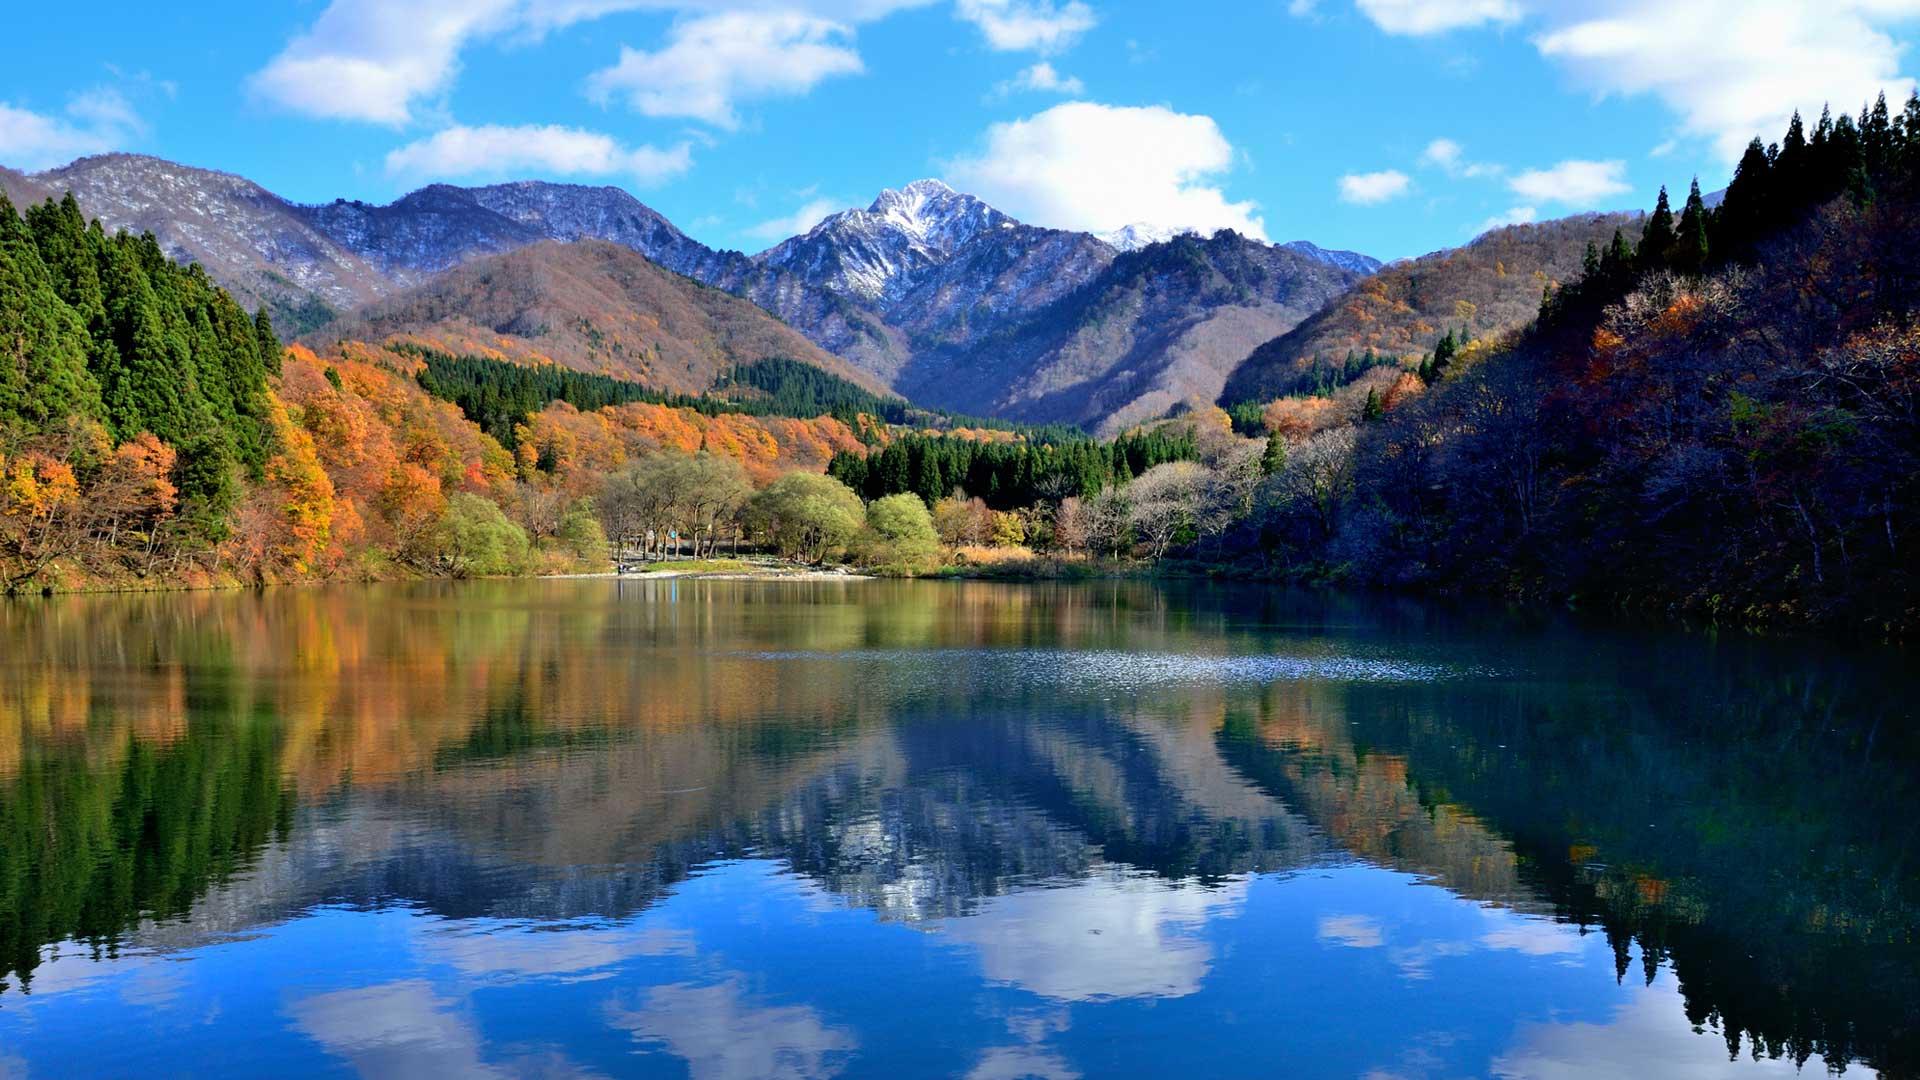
[0, 579, 1915, 1078]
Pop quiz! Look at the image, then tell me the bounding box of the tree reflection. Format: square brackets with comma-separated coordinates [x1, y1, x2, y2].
[0, 580, 1914, 1073]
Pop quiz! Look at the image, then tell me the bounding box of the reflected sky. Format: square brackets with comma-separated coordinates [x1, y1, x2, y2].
[0, 580, 1912, 1078]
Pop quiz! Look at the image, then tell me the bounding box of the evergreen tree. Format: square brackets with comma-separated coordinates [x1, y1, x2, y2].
[253, 307, 281, 375]
[0, 197, 101, 430]
[1261, 434, 1286, 476]
[1639, 187, 1676, 273]
[1673, 179, 1710, 274]
[1713, 138, 1774, 262]
[1361, 388, 1384, 421]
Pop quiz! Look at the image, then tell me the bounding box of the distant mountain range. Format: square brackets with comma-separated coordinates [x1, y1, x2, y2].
[4, 152, 1580, 433]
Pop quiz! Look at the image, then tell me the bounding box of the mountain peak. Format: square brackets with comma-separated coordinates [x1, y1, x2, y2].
[860, 179, 1005, 245]
[1097, 223, 1205, 251]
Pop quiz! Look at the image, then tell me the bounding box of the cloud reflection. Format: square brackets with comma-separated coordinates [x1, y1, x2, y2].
[607, 977, 857, 1080]
[941, 871, 1248, 1001]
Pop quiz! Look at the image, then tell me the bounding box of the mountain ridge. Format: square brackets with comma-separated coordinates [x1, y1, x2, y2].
[3, 152, 1395, 430]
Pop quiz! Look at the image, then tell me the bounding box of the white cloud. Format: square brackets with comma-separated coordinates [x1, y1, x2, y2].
[384, 124, 693, 183]
[0, 90, 144, 171]
[1421, 137, 1500, 178]
[957, 0, 1096, 53]
[586, 12, 864, 129]
[249, 0, 519, 125]
[248, 0, 930, 127]
[1355, 0, 1520, 34]
[997, 61, 1085, 96]
[1507, 159, 1629, 206]
[1473, 205, 1537, 234]
[1338, 169, 1412, 205]
[1349, 0, 1920, 162]
[1533, 0, 1920, 160]
[747, 196, 843, 241]
[946, 102, 1266, 239]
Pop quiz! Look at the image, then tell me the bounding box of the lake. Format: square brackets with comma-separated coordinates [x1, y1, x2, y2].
[0, 579, 1915, 1078]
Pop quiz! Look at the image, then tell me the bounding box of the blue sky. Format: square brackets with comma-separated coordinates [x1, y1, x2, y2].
[5, 1, 1920, 260]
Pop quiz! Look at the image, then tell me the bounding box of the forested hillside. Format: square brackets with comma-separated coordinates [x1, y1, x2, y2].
[1222, 212, 1637, 403]
[0, 190, 1189, 590]
[304, 239, 885, 395]
[1216, 98, 1920, 630]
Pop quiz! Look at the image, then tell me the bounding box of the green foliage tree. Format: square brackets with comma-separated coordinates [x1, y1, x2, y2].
[415, 493, 531, 578]
[749, 472, 865, 563]
[855, 492, 940, 568]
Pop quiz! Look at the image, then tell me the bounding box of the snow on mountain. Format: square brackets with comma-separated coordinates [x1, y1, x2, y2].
[1097, 223, 1204, 251]
[756, 179, 1011, 303]
[1279, 240, 1383, 276]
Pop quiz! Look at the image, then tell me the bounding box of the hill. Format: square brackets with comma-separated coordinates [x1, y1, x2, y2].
[304, 240, 887, 396]
[1221, 212, 1639, 403]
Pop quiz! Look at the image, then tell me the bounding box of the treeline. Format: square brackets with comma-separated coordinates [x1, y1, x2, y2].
[1, 192, 280, 541]
[408, 347, 1079, 453]
[1545, 94, 1919, 329]
[826, 428, 1198, 510]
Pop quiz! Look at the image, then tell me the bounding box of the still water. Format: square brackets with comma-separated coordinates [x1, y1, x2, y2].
[0, 579, 1915, 1078]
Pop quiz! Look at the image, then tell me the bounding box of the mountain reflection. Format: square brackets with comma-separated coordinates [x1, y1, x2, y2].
[0, 580, 1914, 1076]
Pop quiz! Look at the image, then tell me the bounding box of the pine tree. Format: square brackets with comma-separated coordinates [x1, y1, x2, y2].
[1713, 138, 1774, 262]
[1672, 179, 1710, 274]
[0, 197, 102, 430]
[1428, 330, 1458, 382]
[1361, 388, 1384, 421]
[1639, 187, 1676, 273]
[98, 236, 193, 444]
[254, 307, 281, 375]
[1777, 111, 1811, 208]
[1260, 434, 1286, 476]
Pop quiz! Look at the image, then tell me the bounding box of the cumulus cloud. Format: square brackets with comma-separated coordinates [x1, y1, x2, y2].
[1534, 0, 1920, 160]
[1421, 137, 1500, 178]
[384, 123, 693, 183]
[747, 196, 844, 241]
[956, 0, 1096, 53]
[1355, 0, 1520, 34]
[1338, 169, 1412, 205]
[1349, 0, 1920, 161]
[248, 0, 930, 127]
[586, 12, 863, 129]
[0, 89, 144, 170]
[996, 61, 1085, 96]
[249, 0, 519, 125]
[1507, 159, 1629, 206]
[946, 102, 1265, 238]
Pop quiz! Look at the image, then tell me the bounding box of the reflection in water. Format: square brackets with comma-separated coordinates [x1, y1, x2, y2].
[0, 580, 1913, 1077]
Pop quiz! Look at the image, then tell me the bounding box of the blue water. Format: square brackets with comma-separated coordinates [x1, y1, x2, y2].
[0, 580, 1911, 1077]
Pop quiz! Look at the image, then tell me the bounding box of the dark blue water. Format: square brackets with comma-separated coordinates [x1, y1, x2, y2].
[0, 580, 1913, 1078]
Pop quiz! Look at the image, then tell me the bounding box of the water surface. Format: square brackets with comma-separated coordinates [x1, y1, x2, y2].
[1, 580, 1915, 1078]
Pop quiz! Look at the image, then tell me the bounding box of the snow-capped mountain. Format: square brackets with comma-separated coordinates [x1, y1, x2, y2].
[756, 179, 1011, 304]
[1097, 223, 1203, 251]
[3, 154, 1385, 431]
